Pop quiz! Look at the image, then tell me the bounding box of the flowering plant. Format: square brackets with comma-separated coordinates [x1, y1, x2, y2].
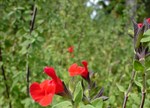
[123, 18, 150, 108]
[30, 61, 107, 107]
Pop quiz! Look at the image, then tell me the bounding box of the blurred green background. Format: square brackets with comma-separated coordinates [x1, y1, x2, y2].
[1, 0, 150, 108]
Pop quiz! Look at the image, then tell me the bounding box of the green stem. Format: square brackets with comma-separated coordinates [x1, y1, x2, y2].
[123, 70, 136, 108]
[139, 58, 146, 108]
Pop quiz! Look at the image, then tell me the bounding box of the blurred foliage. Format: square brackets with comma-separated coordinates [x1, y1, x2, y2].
[0, 0, 150, 108]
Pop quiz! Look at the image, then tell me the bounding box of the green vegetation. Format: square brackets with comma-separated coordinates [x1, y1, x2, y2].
[1, 0, 150, 108]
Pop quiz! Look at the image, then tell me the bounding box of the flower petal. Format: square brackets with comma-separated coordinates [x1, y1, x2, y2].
[68, 63, 84, 76]
[52, 78, 64, 94]
[68, 63, 78, 76]
[82, 60, 88, 67]
[46, 80, 56, 94]
[81, 60, 89, 78]
[39, 94, 54, 107]
[30, 82, 44, 102]
[44, 67, 57, 80]
[40, 80, 50, 90]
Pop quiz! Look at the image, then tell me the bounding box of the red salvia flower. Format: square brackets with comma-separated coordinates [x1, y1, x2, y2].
[30, 80, 55, 107]
[68, 60, 89, 78]
[44, 67, 64, 94]
[68, 46, 74, 53]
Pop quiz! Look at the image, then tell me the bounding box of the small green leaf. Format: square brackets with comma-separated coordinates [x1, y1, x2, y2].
[146, 67, 150, 71]
[81, 105, 95, 108]
[141, 30, 150, 42]
[140, 36, 150, 42]
[134, 80, 142, 88]
[73, 81, 83, 104]
[128, 29, 134, 37]
[143, 29, 150, 36]
[146, 79, 150, 86]
[0, 62, 3, 67]
[91, 98, 103, 108]
[133, 60, 144, 72]
[52, 101, 72, 108]
[116, 83, 125, 92]
[19, 47, 27, 55]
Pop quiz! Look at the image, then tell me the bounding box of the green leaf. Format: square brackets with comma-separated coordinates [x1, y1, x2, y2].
[73, 81, 83, 104]
[143, 29, 150, 36]
[0, 62, 3, 67]
[134, 80, 142, 88]
[91, 98, 103, 108]
[116, 83, 125, 92]
[128, 29, 134, 37]
[81, 105, 95, 108]
[146, 79, 150, 86]
[140, 35, 150, 42]
[146, 67, 150, 71]
[133, 60, 144, 72]
[141, 30, 150, 42]
[109, 95, 115, 104]
[52, 101, 72, 108]
[19, 47, 27, 55]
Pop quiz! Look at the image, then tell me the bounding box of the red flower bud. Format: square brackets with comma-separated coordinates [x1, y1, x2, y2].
[68, 46, 74, 53]
[138, 23, 143, 28]
[146, 18, 150, 24]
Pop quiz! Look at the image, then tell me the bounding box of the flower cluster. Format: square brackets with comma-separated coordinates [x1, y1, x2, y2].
[30, 61, 90, 107]
[30, 60, 106, 107]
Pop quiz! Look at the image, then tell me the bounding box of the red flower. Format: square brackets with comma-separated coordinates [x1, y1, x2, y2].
[30, 80, 55, 107]
[68, 60, 89, 78]
[138, 23, 143, 28]
[44, 67, 64, 94]
[68, 46, 74, 53]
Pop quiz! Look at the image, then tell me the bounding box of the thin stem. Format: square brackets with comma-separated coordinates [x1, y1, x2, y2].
[26, 5, 37, 96]
[0, 47, 12, 108]
[123, 70, 136, 108]
[139, 59, 146, 108]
